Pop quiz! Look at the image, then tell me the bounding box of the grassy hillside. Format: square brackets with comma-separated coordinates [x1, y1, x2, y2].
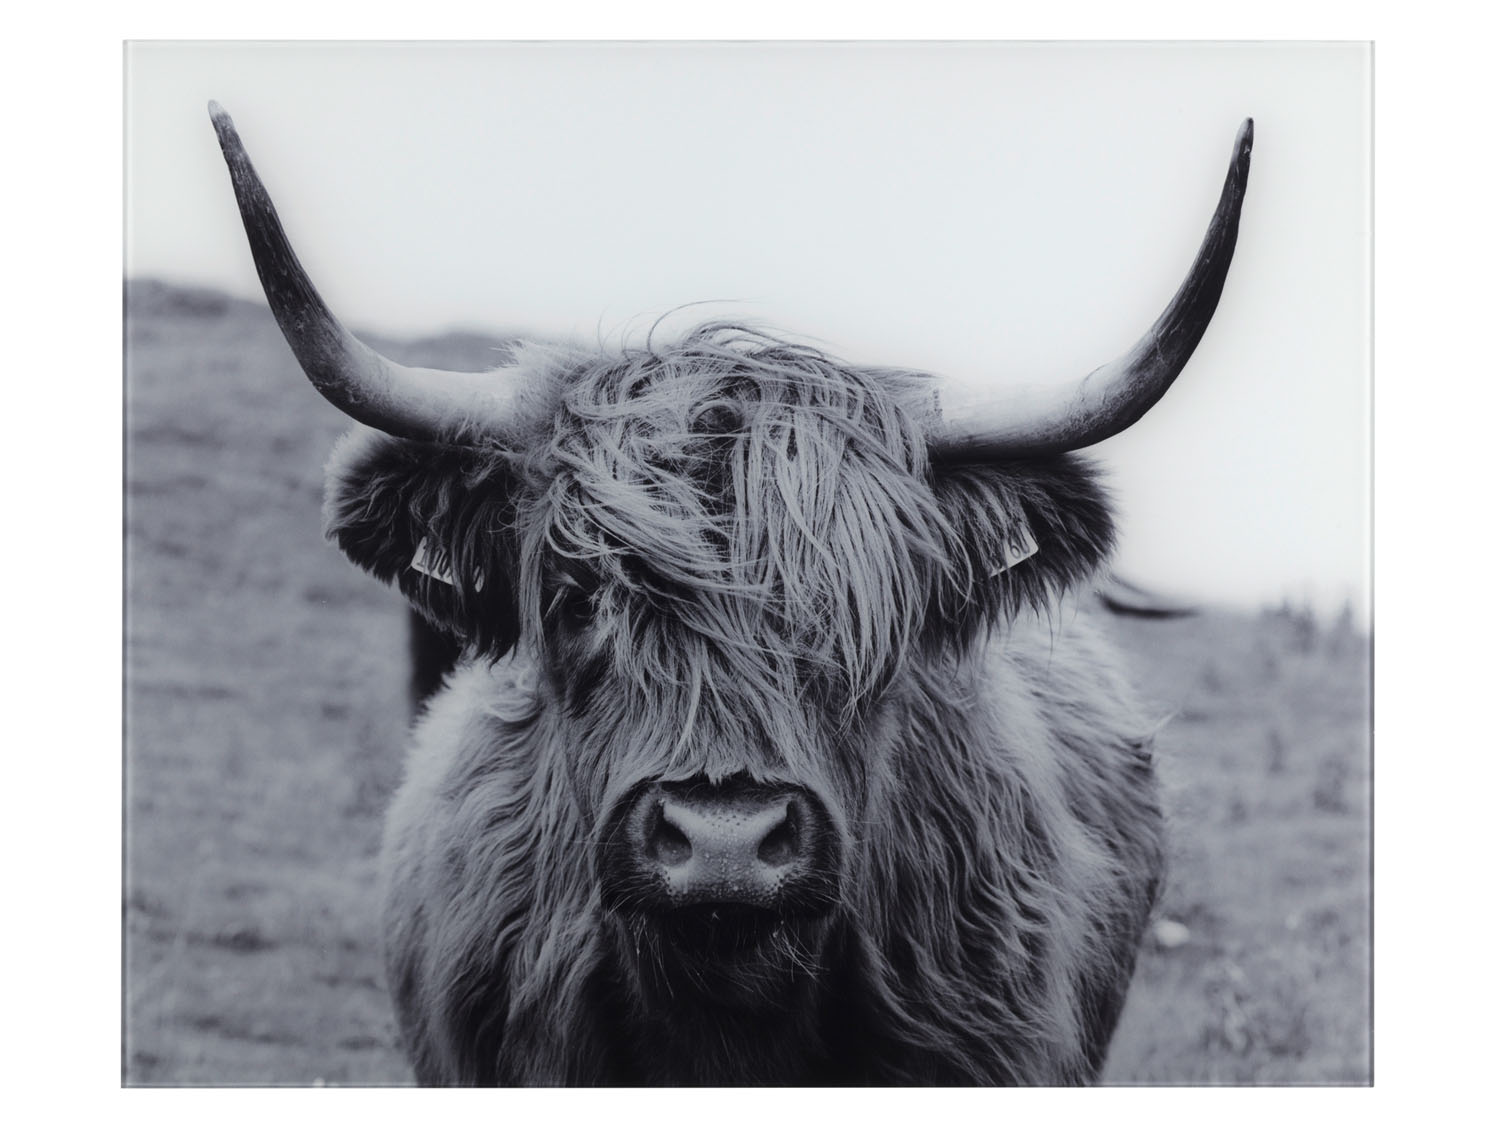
[1100, 604, 1370, 1083]
[122, 281, 1370, 1085]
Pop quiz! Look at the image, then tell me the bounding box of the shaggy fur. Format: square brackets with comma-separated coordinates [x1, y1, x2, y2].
[323, 324, 1164, 1085]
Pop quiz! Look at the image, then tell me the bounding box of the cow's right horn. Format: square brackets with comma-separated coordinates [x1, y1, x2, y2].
[209, 102, 526, 445]
[928, 118, 1254, 460]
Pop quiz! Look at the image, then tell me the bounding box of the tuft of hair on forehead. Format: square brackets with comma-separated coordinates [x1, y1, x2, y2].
[512, 322, 954, 714]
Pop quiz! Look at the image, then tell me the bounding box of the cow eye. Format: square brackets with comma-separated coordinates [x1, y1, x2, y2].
[557, 590, 593, 628]
[546, 575, 597, 631]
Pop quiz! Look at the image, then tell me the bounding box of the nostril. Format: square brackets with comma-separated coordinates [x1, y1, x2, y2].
[645, 803, 693, 866]
[756, 804, 798, 867]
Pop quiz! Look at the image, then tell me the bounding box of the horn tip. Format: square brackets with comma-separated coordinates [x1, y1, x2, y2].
[207, 101, 245, 164]
[208, 101, 237, 142]
[1236, 117, 1254, 156]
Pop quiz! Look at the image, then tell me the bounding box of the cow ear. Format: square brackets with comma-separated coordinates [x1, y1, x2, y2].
[930, 455, 1115, 629]
[321, 426, 523, 659]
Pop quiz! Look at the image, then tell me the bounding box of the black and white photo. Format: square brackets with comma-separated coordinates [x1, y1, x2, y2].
[123, 41, 1371, 1086]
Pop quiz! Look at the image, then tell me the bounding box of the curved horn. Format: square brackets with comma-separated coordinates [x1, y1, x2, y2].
[208, 102, 525, 444]
[930, 118, 1254, 460]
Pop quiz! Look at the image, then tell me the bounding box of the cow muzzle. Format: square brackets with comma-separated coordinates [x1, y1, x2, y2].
[600, 778, 840, 920]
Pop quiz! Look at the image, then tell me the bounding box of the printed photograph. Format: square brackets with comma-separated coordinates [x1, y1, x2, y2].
[123, 41, 1371, 1085]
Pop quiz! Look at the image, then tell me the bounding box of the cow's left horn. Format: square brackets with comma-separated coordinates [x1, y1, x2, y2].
[930, 118, 1254, 460]
[209, 102, 526, 445]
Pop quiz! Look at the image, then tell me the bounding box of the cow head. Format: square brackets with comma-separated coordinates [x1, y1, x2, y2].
[312, 328, 1140, 1018]
[210, 104, 1250, 1061]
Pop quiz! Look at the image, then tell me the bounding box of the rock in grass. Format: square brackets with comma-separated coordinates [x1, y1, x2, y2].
[1153, 919, 1192, 949]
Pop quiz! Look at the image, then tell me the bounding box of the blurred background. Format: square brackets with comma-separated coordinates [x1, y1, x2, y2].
[123, 42, 1370, 1084]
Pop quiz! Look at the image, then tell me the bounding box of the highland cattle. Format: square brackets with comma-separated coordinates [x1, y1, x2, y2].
[210, 102, 1252, 1085]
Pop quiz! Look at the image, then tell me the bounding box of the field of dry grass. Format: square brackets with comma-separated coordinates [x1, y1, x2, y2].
[122, 280, 1370, 1086]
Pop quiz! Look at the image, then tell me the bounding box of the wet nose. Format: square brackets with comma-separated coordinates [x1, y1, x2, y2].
[650, 788, 800, 898]
[605, 780, 837, 913]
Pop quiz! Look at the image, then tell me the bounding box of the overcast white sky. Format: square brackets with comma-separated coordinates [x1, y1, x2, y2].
[124, 41, 1369, 618]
